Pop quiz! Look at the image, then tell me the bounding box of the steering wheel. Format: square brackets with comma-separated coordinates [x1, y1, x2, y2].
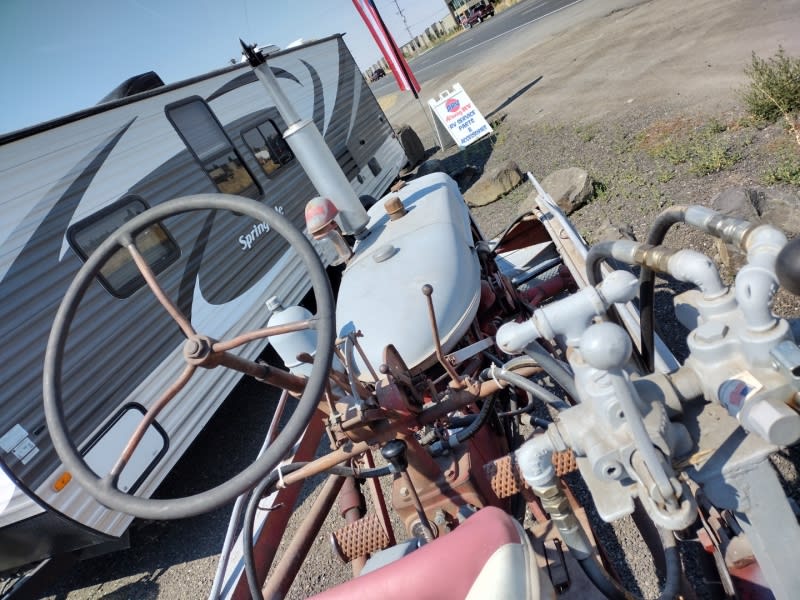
[43, 194, 335, 520]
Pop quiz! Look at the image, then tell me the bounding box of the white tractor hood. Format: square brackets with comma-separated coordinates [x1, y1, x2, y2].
[335, 172, 481, 380]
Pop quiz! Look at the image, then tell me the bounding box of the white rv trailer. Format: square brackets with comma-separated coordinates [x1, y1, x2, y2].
[0, 34, 407, 572]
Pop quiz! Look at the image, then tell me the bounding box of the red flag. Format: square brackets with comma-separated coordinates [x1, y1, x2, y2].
[352, 0, 421, 96]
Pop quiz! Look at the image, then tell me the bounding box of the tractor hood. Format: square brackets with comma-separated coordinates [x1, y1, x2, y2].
[335, 172, 481, 380]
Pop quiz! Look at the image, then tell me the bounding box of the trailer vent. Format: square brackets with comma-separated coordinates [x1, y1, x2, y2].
[99, 71, 165, 103]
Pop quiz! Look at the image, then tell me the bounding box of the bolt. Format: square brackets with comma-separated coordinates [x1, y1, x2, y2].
[694, 322, 729, 345]
[399, 486, 409, 498]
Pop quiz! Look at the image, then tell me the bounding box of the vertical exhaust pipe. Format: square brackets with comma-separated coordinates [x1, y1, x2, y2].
[242, 41, 369, 235]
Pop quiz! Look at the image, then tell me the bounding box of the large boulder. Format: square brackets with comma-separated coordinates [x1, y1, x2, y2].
[464, 160, 522, 207]
[709, 186, 800, 235]
[517, 167, 594, 216]
[756, 188, 800, 236]
[709, 187, 760, 221]
[396, 124, 425, 167]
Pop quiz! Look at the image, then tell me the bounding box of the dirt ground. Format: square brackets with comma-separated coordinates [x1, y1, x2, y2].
[386, 0, 800, 135]
[385, 0, 800, 316]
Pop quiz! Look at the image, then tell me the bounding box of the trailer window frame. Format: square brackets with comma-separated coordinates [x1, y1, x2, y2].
[66, 195, 181, 299]
[165, 96, 261, 199]
[241, 118, 294, 178]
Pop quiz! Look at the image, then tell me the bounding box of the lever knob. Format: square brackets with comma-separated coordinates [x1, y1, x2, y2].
[381, 440, 409, 472]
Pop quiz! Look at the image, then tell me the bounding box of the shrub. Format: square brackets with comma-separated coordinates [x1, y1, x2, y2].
[741, 47, 800, 122]
[762, 154, 800, 186]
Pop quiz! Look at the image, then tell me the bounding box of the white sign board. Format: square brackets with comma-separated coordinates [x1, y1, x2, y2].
[428, 83, 493, 148]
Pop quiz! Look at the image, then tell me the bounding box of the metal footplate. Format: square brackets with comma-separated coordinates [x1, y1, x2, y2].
[485, 450, 577, 499]
[330, 513, 390, 563]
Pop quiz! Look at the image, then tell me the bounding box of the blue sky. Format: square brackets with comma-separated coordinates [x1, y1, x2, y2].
[0, 0, 450, 135]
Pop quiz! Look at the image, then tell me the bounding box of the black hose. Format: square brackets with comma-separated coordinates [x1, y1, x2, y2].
[576, 526, 681, 600]
[586, 241, 621, 288]
[491, 210, 535, 252]
[480, 366, 569, 411]
[455, 395, 497, 444]
[640, 206, 688, 373]
[243, 462, 391, 600]
[522, 341, 579, 401]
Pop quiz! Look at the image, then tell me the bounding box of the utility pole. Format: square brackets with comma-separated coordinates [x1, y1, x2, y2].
[391, 0, 414, 43]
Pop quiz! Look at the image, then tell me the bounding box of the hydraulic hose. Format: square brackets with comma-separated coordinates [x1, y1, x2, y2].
[243, 461, 391, 600]
[640, 206, 689, 373]
[534, 475, 682, 600]
[522, 341, 579, 401]
[481, 364, 569, 411]
[454, 394, 496, 444]
[577, 526, 681, 600]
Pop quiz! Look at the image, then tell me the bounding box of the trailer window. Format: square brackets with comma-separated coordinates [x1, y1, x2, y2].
[67, 196, 180, 298]
[166, 98, 260, 198]
[242, 120, 294, 177]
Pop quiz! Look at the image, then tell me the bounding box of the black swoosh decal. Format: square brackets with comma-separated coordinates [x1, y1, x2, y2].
[0, 119, 136, 299]
[177, 210, 216, 317]
[206, 67, 301, 102]
[300, 60, 326, 132]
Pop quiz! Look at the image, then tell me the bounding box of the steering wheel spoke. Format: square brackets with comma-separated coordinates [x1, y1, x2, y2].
[108, 364, 196, 480]
[212, 318, 313, 353]
[43, 194, 335, 520]
[125, 237, 196, 339]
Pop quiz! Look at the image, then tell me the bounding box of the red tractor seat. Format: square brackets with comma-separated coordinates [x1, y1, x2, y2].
[311, 506, 553, 600]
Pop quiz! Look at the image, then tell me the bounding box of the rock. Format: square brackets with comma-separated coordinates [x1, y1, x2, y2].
[709, 187, 760, 221]
[516, 167, 594, 216]
[463, 160, 522, 207]
[756, 188, 800, 236]
[396, 124, 425, 167]
[594, 217, 636, 242]
[707, 186, 799, 235]
[415, 158, 445, 178]
[450, 165, 480, 190]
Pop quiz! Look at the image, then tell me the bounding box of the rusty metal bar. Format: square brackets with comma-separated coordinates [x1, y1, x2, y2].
[212, 320, 312, 353]
[261, 474, 346, 599]
[421, 284, 464, 387]
[230, 409, 328, 600]
[126, 238, 195, 338]
[280, 441, 374, 487]
[266, 390, 290, 444]
[212, 352, 307, 395]
[109, 364, 195, 480]
[363, 450, 396, 549]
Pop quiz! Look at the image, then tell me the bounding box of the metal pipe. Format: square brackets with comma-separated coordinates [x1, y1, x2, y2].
[485, 366, 569, 411]
[247, 51, 368, 235]
[209, 391, 289, 600]
[261, 475, 346, 600]
[399, 470, 435, 542]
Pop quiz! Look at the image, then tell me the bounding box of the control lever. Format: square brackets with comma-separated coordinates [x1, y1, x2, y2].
[381, 440, 435, 542]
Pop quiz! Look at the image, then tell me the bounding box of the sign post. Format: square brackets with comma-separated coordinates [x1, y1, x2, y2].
[428, 84, 493, 148]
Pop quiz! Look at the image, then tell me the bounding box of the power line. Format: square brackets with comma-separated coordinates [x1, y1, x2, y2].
[390, 0, 414, 42]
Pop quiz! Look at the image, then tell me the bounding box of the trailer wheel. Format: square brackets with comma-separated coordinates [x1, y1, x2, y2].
[43, 194, 335, 520]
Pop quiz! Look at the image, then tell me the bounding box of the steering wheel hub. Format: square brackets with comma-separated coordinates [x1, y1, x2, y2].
[183, 335, 212, 363]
